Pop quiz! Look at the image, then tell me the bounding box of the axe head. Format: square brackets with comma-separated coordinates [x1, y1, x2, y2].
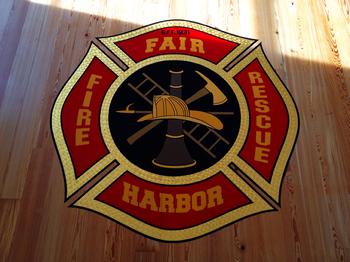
[195, 71, 227, 105]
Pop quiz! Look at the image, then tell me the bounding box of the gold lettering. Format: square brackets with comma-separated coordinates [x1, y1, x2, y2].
[252, 85, 267, 98]
[82, 90, 93, 107]
[256, 115, 271, 129]
[190, 39, 205, 53]
[248, 72, 264, 84]
[175, 194, 191, 213]
[87, 74, 102, 89]
[192, 191, 206, 211]
[179, 37, 186, 50]
[145, 38, 159, 53]
[75, 127, 90, 145]
[76, 108, 91, 126]
[256, 131, 271, 146]
[139, 190, 158, 211]
[207, 186, 224, 208]
[122, 182, 139, 206]
[159, 37, 176, 51]
[255, 99, 270, 113]
[120, 183, 230, 212]
[159, 193, 175, 213]
[254, 147, 270, 163]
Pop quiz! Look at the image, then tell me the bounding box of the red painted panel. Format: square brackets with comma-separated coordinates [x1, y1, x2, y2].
[234, 59, 288, 181]
[96, 172, 251, 229]
[116, 27, 238, 64]
[61, 57, 117, 177]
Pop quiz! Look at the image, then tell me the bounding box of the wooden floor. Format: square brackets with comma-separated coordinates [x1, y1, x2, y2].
[1, 0, 350, 261]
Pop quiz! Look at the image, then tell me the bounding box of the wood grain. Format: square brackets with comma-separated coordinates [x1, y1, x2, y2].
[0, 0, 349, 261]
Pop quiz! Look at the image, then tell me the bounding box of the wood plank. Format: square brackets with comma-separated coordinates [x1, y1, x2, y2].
[0, 200, 20, 262]
[0, 0, 30, 107]
[0, 0, 349, 261]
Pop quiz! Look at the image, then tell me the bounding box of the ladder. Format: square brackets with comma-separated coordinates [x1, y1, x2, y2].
[183, 123, 230, 159]
[127, 73, 230, 160]
[128, 73, 168, 104]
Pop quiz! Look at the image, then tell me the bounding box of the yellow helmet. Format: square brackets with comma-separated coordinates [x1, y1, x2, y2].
[137, 95, 223, 130]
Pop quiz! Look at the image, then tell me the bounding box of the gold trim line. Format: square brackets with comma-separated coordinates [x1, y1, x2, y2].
[165, 134, 185, 138]
[152, 159, 197, 169]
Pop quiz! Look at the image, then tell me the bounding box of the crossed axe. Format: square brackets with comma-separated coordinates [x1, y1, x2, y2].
[119, 71, 230, 145]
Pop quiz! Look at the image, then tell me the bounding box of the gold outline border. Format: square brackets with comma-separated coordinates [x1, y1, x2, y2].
[227, 45, 299, 202]
[100, 54, 250, 185]
[51, 43, 124, 198]
[73, 165, 272, 242]
[98, 20, 255, 68]
[51, 23, 298, 241]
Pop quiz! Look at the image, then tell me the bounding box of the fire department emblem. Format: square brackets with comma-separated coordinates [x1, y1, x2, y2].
[51, 20, 299, 241]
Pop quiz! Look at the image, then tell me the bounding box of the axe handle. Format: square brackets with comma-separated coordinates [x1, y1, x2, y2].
[127, 120, 163, 145]
[185, 88, 209, 104]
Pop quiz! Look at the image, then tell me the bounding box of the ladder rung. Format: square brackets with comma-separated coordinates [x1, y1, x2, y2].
[199, 130, 211, 142]
[184, 130, 216, 159]
[144, 85, 157, 96]
[188, 123, 200, 134]
[128, 83, 152, 105]
[184, 122, 229, 146]
[129, 74, 168, 106]
[142, 73, 169, 95]
[208, 138, 221, 151]
[135, 78, 148, 89]
[210, 129, 230, 145]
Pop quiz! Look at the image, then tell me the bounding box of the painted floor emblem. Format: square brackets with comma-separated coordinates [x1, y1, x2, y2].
[51, 20, 299, 241]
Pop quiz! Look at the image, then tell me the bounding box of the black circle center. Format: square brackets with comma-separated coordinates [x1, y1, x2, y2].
[108, 60, 240, 176]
